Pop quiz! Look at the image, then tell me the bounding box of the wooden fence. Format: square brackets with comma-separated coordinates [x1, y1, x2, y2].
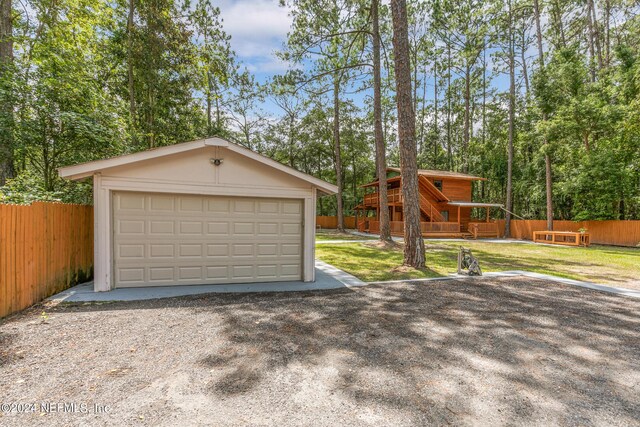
[318, 214, 640, 247]
[497, 219, 640, 247]
[316, 215, 356, 229]
[1, 202, 93, 318]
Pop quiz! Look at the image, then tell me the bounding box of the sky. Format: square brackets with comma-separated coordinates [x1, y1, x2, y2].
[215, 0, 512, 118]
[217, 0, 293, 83]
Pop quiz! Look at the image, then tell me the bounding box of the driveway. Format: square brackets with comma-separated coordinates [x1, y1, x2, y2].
[1, 277, 639, 426]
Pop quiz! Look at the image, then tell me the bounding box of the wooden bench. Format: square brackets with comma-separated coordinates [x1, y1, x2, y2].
[533, 231, 590, 247]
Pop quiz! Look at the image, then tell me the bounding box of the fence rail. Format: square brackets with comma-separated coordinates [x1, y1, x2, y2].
[497, 219, 639, 247]
[1, 202, 93, 318]
[316, 215, 356, 229]
[319, 215, 640, 247]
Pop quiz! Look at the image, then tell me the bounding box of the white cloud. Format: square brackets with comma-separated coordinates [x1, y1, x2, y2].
[219, 0, 292, 66]
[243, 57, 296, 74]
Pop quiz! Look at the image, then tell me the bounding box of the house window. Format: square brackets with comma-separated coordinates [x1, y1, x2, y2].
[440, 210, 449, 221]
[434, 180, 443, 191]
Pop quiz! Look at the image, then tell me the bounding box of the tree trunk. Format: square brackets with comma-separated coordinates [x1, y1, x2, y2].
[0, 0, 14, 185]
[589, 0, 603, 70]
[520, 26, 530, 96]
[127, 0, 136, 141]
[390, 0, 425, 268]
[586, 0, 597, 81]
[433, 60, 438, 169]
[604, 0, 610, 66]
[463, 62, 471, 173]
[552, 0, 566, 48]
[206, 73, 212, 135]
[504, 0, 515, 238]
[372, 0, 391, 242]
[446, 42, 452, 170]
[533, 0, 554, 231]
[333, 77, 345, 233]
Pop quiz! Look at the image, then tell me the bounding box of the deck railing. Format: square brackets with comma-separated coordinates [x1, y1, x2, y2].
[468, 222, 499, 238]
[422, 222, 460, 233]
[357, 219, 461, 235]
[363, 188, 402, 206]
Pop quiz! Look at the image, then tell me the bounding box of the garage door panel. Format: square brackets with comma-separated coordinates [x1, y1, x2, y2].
[113, 192, 303, 287]
[281, 222, 302, 235]
[149, 195, 174, 211]
[150, 244, 175, 258]
[117, 219, 145, 235]
[118, 244, 145, 259]
[149, 267, 174, 281]
[118, 193, 146, 210]
[207, 222, 230, 235]
[233, 200, 255, 214]
[150, 220, 174, 235]
[179, 197, 204, 212]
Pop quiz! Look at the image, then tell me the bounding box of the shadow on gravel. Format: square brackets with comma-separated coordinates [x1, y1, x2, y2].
[39, 277, 640, 424]
[199, 278, 640, 424]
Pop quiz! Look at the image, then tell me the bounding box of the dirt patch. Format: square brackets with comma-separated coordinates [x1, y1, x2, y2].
[1, 278, 639, 426]
[388, 265, 418, 275]
[363, 240, 400, 250]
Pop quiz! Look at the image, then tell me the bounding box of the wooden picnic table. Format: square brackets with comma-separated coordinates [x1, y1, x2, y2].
[533, 230, 590, 247]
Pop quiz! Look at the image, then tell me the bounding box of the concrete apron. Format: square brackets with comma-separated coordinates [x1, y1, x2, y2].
[49, 260, 367, 303]
[49, 260, 639, 303]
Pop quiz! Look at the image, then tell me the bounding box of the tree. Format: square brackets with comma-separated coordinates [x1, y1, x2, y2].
[503, 0, 515, 238]
[390, 0, 425, 268]
[533, 0, 554, 230]
[0, 0, 14, 185]
[190, 0, 233, 137]
[371, 0, 391, 241]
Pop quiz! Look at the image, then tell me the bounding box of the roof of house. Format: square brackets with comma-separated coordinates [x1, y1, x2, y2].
[58, 137, 338, 195]
[387, 167, 487, 181]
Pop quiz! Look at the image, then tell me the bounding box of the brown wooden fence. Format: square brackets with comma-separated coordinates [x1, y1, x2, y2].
[1, 202, 93, 318]
[318, 214, 640, 247]
[497, 219, 640, 247]
[316, 215, 356, 229]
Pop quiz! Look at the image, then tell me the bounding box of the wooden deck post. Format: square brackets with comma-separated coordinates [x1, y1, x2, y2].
[486, 207, 490, 222]
[457, 206, 461, 232]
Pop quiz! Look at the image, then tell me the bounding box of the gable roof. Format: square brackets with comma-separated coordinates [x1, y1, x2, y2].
[387, 167, 487, 181]
[58, 137, 338, 195]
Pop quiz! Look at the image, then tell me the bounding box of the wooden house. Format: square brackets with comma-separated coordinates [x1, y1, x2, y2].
[356, 167, 503, 238]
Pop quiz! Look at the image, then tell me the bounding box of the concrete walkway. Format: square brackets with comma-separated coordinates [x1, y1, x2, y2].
[368, 270, 640, 299]
[316, 239, 373, 244]
[351, 230, 538, 245]
[49, 260, 366, 303]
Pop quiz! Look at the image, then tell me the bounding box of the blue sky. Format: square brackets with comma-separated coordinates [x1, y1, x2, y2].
[217, 0, 513, 117]
[218, 0, 293, 83]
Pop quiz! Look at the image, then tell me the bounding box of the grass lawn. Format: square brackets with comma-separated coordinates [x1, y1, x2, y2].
[315, 239, 640, 287]
[315, 230, 374, 241]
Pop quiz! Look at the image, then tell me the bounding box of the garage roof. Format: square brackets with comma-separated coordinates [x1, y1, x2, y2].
[58, 137, 338, 195]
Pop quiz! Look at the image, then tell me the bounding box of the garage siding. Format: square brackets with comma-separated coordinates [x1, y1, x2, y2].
[113, 192, 303, 287]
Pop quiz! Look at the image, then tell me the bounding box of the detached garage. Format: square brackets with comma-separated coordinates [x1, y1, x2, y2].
[58, 137, 338, 291]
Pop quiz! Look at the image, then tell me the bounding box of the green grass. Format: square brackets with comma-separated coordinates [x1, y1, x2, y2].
[315, 231, 375, 241]
[315, 240, 640, 286]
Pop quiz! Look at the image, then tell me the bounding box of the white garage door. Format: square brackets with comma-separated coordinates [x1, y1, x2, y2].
[112, 191, 303, 288]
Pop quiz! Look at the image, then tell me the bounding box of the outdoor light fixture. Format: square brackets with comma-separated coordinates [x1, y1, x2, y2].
[210, 158, 223, 166]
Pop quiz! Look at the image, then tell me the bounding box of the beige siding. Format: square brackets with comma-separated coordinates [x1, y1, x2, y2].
[113, 192, 303, 287]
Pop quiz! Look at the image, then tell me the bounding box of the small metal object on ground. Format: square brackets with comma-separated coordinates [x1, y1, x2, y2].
[458, 247, 482, 276]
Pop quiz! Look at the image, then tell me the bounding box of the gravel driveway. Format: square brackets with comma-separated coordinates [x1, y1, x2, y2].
[1, 277, 639, 426]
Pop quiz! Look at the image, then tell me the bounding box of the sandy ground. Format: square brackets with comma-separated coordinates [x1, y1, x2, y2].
[1, 277, 639, 426]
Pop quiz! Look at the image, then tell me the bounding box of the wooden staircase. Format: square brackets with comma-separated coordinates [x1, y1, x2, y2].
[417, 176, 445, 222]
[418, 193, 445, 222]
